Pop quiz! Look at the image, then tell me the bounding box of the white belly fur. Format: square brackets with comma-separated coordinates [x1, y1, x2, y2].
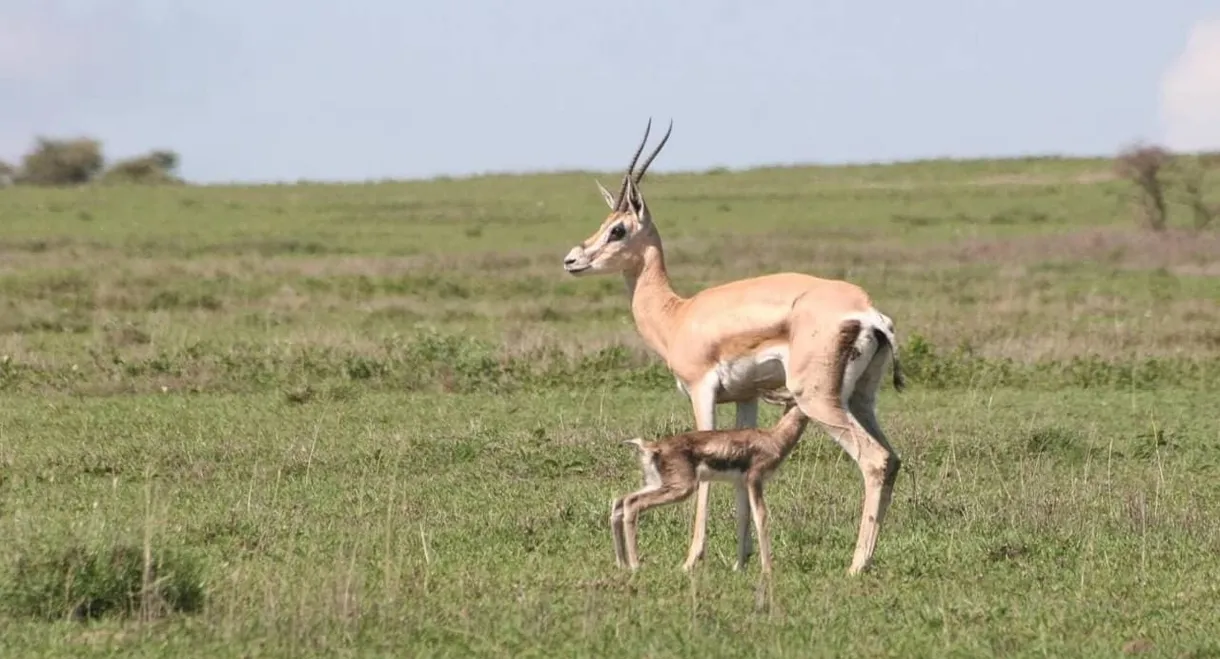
[712, 344, 789, 401]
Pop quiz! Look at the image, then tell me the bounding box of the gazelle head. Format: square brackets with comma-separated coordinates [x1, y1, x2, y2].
[563, 119, 673, 276]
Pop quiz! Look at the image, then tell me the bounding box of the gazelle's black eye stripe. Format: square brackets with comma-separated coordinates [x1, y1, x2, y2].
[607, 224, 627, 241]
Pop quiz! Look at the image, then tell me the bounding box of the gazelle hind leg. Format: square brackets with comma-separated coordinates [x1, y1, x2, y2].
[846, 341, 902, 565]
[623, 483, 697, 570]
[805, 402, 897, 575]
[847, 333, 899, 455]
[611, 498, 628, 568]
[788, 316, 899, 575]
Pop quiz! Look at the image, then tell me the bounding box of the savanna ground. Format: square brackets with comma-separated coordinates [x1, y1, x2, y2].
[1, 157, 1219, 657]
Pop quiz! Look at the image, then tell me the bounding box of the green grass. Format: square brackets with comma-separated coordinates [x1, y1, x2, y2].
[1, 156, 1219, 656]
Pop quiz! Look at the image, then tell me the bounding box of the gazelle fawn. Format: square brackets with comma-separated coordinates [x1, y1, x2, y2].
[610, 392, 812, 574]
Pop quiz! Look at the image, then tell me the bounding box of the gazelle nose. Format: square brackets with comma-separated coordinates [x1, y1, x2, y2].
[564, 256, 577, 265]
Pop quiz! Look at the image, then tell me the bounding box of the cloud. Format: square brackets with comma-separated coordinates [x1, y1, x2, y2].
[1161, 18, 1220, 151]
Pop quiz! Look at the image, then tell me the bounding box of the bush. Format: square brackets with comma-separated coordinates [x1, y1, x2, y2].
[18, 137, 105, 186]
[102, 149, 183, 185]
[1174, 156, 1216, 230]
[0, 160, 14, 187]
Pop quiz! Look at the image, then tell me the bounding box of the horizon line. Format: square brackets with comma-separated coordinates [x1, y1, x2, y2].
[182, 145, 1219, 187]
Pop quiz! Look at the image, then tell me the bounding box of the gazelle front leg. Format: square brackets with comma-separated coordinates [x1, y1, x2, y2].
[733, 399, 759, 571]
[681, 388, 717, 571]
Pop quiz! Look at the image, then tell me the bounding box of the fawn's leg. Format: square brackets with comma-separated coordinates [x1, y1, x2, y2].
[746, 476, 772, 574]
[624, 483, 696, 570]
[682, 483, 711, 571]
[610, 497, 629, 568]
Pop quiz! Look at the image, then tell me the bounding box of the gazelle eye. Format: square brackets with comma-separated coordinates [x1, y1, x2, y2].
[608, 224, 627, 242]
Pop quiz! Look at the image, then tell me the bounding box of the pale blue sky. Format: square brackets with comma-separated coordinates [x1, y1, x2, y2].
[2, 0, 1218, 184]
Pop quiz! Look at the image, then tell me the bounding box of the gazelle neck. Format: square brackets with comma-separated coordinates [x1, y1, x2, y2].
[623, 229, 683, 361]
[773, 406, 810, 453]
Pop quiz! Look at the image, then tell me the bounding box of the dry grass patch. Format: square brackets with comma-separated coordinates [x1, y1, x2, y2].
[952, 226, 1220, 274]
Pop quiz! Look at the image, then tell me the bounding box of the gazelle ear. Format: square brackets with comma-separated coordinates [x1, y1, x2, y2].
[594, 179, 616, 210]
[625, 178, 651, 224]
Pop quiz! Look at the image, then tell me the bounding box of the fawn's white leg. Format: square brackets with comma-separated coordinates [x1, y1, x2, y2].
[746, 476, 772, 574]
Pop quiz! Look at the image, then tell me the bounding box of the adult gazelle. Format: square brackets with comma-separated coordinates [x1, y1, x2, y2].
[562, 120, 906, 575]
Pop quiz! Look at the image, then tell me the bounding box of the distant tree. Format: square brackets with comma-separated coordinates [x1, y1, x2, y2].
[101, 149, 183, 185]
[19, 137, 105, 186]
[0, 160, 14, 187]
[148, 149, 179, 172]
[1114, 144, 1172, 232]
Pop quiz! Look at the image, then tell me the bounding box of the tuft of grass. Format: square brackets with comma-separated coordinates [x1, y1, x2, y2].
[1023, 426, 1084, 460]
[3, 543, 205, 622]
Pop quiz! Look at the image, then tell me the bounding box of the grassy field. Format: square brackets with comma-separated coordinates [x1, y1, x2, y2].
[1, 156, 1219, 657]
